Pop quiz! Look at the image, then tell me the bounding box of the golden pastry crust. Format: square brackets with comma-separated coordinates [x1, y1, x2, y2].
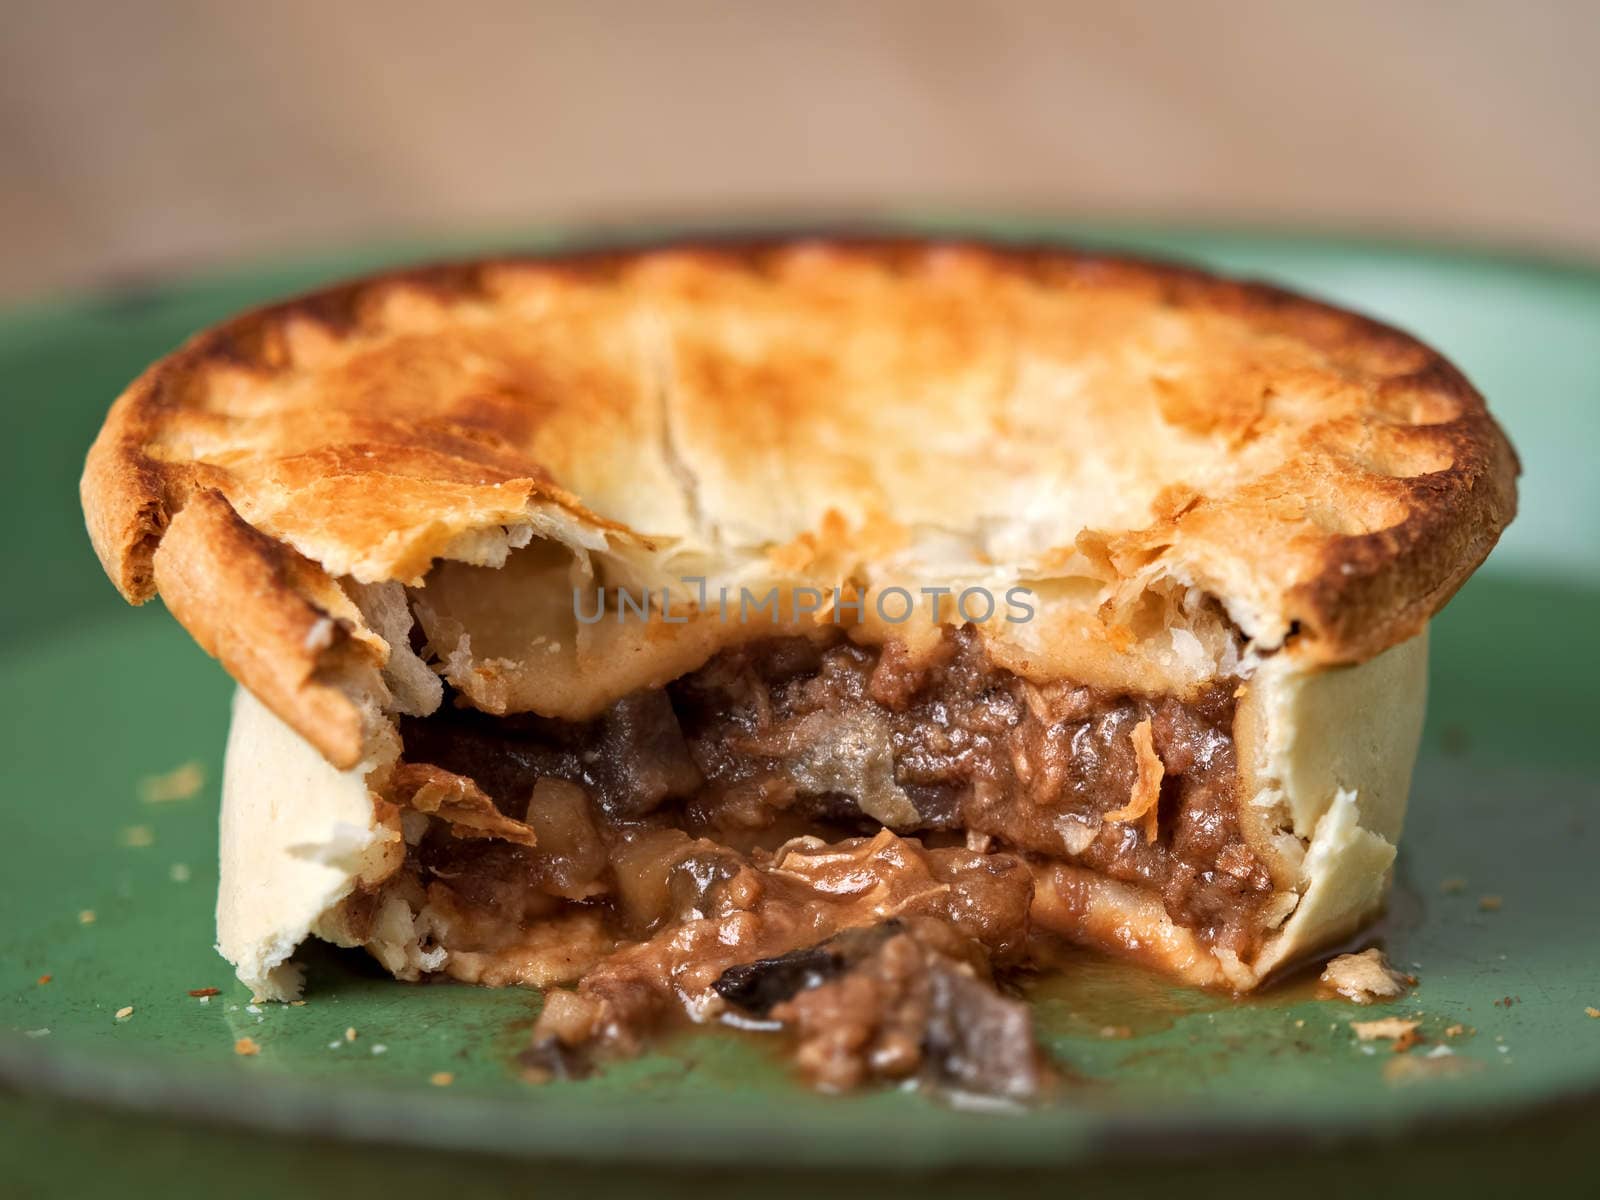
[150, 490, 387, 767]
[82, 238, 1517, 762]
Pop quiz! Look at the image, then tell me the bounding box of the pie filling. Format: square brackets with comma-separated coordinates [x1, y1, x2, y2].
[349, 626, 1276, 1099]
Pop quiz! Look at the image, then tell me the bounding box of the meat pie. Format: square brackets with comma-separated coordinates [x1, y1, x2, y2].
[80, 238, 1517, 1097]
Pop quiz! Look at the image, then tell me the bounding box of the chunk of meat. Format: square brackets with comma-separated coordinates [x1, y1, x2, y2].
[397, 688, 701, 819]
[758, 922, 1046, 1100]
[589, 691, 704, 817]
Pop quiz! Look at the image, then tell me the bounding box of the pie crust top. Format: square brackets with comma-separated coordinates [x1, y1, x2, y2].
[81, 238, 1518, 766]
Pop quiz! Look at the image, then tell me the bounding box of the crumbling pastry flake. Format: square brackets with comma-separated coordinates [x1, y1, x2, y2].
[1351, 1017, 1420, 1046]
[1103, 719, 1164, 844]
[1321, 947, 1416, 1004]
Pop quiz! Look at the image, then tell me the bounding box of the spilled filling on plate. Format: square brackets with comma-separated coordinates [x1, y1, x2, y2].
[344, 626, 1271, 1100]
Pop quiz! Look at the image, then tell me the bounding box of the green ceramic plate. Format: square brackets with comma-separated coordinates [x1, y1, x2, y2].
[3, 223, 1598, 1197]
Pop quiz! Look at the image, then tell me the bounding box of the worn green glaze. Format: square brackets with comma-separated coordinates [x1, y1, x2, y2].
[2, 225, 1597, 1194]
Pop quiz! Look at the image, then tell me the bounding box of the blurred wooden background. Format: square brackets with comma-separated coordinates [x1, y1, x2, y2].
[3, 0, 1597, 301]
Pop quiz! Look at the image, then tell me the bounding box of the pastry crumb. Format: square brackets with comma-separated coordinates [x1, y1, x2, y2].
[36, 974, 51, 986]
[1384, 1050, 1479, 1084]
[234, 1037, 260, 1056]
[169, 863, 191, 883]
[345, 1027, 358, 1043]
[114, 1006, 133, 1020]
[1478, 894, 1503, 911]
[1439, 877, 1467, 894]
[78, 910, 95, 925]
[1350, 1017, 1419, 1046]
[1098, 1025, 1133, 1039]
[1445, 1023, 1471, 1038]
[429, 1071, 455, 1087]
[139, 761, 205, 804]
[290, 1000, 307, 1007]
[120, 825, 154, 848]
[1321, 948, 1416, 1004]
[188, 987, 220, 998]
[1585, 1007, 1599, 1019]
